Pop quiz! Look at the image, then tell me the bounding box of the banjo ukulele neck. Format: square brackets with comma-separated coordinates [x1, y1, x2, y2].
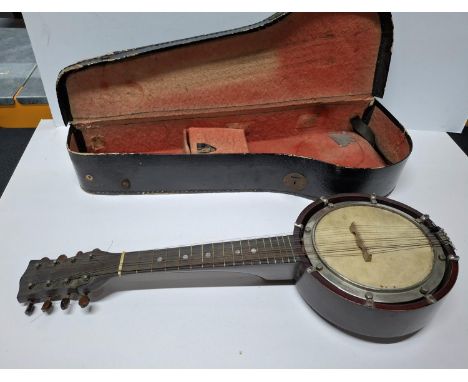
[116, 234, 299, 274]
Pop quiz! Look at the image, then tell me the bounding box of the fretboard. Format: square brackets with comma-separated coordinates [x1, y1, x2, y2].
[118, 235, 298, 275]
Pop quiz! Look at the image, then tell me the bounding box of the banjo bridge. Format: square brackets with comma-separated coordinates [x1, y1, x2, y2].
[349, 222, 372, 262]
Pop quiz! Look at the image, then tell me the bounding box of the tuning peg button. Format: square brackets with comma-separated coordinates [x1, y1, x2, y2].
[60, 297, 70, 310]
[25, 302, 35, 316]
[79, 295, 90, 308]
[57, 254, 68, 263]
[41, 298, 53, 313]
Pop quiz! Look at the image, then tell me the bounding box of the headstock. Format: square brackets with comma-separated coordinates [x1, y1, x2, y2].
[17, 248, 114, 315]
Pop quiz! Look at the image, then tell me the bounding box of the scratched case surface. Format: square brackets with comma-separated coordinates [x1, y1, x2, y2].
[57, 12, 412, 198]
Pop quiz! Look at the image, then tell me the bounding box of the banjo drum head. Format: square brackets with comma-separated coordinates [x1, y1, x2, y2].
[301, 197, 450, 304]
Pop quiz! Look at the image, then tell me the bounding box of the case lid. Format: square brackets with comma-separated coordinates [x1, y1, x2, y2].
[57, 12, 393, 126]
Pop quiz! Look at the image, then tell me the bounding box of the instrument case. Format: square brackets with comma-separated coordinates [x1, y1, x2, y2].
[57, 12, 412, 198]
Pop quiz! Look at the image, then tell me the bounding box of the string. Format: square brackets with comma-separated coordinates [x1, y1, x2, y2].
[42, 232, 445, 266]
[29, 226, 449, 287]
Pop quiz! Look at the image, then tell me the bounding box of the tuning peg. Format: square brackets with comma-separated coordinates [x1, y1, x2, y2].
[41, 298, 53, 313]
[78, 294, 90, 308]
[71, 251, 83, 263]
[89, 248, 101, 259]
[60, 297, 71, 310]
[25, 302, 35, 316]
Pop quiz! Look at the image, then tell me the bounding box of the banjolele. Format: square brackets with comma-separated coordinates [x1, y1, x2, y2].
[17, 194, 459, 341]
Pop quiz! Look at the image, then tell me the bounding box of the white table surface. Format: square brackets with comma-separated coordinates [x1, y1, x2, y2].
[1, 120, 467, 368]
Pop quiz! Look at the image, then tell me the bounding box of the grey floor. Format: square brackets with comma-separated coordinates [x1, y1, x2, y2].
[0, 14, 43, 197]
[0, 128, 34, 197]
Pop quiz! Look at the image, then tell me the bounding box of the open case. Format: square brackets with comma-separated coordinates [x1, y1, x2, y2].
[57, 12, 412, 198]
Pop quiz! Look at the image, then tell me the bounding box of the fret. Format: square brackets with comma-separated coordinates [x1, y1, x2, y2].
[135, 252, 140, 273]
[280, 236, 290, 263]
[244, 239, 254, 265]
[286, 236, 296, 263]
[239, 240, 251, 265]
[249, 238, 263, 264]
[209, 243, 216, 268]
[232, 241, 244, 266]
[115, 235, 296, 276]
[179, 246, 191, 270]
[246, 239, 261, 265]
[138, 251, 154, 272]
[245, 239, 253, 264]
[276, 236, 285, 263]
[260, 237, 270, 264]
[122, 252, 138, 274]
[190, 245, 194, 269]
[152, 249, 166, 271]
[268, 237, 278, 264]
[222, 241, 227, 267]
[165, 248, 179, 271]
[191, 244, 203, 269]
[201, 244, 205, 268]
[254, 239, 264, 264]
[202, 243, 214, 268]
[150, 250, 155, 272]
[223, 241, 235, 267]
[212, 242, 226, 267]
[223, 241, 235, 266]
[249, 240, 259, 265]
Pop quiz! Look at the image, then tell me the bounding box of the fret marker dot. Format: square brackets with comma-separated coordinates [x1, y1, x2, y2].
[234, 250, 240, 255]
[157, 256, 163, 262]
[182, 254, 188, 260]
[205, 252, 211, 258]
[251, 248, 257, 254]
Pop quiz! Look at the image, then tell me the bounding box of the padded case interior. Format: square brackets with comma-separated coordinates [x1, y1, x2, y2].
[63, 13, 410, 169]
